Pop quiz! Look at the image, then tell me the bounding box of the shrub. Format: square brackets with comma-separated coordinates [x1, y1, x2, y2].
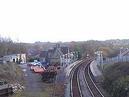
[103, 62, 129, 97]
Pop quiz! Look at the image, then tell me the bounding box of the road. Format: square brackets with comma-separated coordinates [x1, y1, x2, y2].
[21, 64, 45, 92]
[11, 64, 53, 97]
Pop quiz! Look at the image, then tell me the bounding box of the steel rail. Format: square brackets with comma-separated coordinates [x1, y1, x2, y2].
[84, 61, 105, 97]
[70, 60, 84, 97]
[70, 59, 92, 97]
[77, 68, 83, 97]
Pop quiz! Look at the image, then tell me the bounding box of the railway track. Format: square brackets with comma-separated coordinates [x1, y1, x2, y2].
[70, 60, 84, 97]
[84, 62, 104, 97]
[70, 59, 105, 97]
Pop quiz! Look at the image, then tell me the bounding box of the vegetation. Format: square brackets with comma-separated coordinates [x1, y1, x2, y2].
[0, 62, 24, 84]
[1, 36, 129, 97]
[0, 35, 129, 59]
[67, 40, 119, 58]
[103, 62, 129, 97]
[0, 36, 27, 57]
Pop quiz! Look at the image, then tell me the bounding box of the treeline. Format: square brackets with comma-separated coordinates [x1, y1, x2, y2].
[0, 36, 27, 57]
[0, 37, 127, 59]
[32, 40, 125, 59]
[66, 40, 120, 58]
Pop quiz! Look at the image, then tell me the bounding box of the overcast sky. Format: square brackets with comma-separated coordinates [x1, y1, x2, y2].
[0, 0, 129, 43]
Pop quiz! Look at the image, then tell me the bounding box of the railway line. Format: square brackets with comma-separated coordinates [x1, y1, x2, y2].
[84, 61, 104, 97]
[70, 59, 105, 97]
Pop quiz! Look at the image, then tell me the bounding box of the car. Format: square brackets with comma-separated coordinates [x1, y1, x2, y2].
[33, 65, 46, 73]
[30, 65, 39, 70]
[27, 62, 35, 66]
[29, 61, 42, 67]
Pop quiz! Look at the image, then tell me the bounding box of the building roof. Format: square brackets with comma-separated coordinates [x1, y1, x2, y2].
[40, 44, 69, 59]
[47, 49, 56, 58]
[39, 51, 48, 58]
[60, 47, 69, 54]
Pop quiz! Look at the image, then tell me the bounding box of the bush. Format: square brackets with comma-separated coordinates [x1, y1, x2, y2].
[103, 62, 129, 97]
[0, 63, 24, 84]
[111, 76, 129, 97]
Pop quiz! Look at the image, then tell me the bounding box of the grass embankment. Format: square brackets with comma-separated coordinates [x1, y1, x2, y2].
[103, 62, 129, 97]
[0, 62, 24, 84]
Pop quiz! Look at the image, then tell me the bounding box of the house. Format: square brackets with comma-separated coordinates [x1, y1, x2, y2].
[49, 45, 70, 65]
[3, 54, 26, 64]
[39, 44, 70, 66]
[39, 44, 79, 67]
[3, 54, 17, 63]
[18, 54, 26, 63]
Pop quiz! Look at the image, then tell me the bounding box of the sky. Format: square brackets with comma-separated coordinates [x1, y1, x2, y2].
[0, 0, 129, 43]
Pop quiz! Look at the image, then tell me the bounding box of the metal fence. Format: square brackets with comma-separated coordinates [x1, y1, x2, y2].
[95, 49, 129, 70]
[95, 55, 129, 71]
[103, 56, 129, 65]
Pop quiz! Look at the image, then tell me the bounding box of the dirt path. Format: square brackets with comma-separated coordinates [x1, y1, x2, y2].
[10, 64, 53, 97]
[24, 65, 45, 92]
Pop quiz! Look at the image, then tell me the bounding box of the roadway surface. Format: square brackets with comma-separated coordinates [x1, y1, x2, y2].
[21, 64, 48, 96]
[22, 64, 44, 91]
[9, 64, 53, 97]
